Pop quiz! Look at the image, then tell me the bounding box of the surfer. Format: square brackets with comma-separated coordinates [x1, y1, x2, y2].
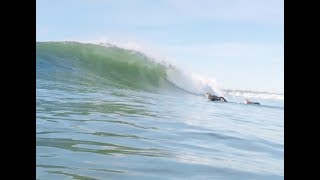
[244, 99, 260, 105]
[205, 93, 227, 102]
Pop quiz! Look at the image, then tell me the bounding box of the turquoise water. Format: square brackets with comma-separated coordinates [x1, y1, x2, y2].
[36, 42, 284, 179]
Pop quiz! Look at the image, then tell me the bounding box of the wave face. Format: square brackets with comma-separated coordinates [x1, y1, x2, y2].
[36, 41, 222, 95]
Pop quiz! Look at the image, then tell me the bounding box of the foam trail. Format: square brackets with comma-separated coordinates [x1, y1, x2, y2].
[224, 89, 284, 100]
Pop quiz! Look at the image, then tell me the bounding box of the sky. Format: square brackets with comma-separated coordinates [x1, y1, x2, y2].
[36, 0, 284, 93]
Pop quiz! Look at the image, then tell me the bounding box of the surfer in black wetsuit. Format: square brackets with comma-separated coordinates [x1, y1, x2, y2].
[244, 99, 260, 105]
[206, 93, 227, 102]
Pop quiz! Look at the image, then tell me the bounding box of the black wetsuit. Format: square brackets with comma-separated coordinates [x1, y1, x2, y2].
[210, 95, 227, 102]
[248, 102, 260, 105]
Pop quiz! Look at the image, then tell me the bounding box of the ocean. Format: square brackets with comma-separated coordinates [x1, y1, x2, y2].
[36, 42, 284, 180]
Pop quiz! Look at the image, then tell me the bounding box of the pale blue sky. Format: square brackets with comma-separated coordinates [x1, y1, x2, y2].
[37, 0, 284, 93]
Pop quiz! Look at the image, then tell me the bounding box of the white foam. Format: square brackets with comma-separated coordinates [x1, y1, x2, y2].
[225, 90, 284, 100]
[166, 68, 223, 96]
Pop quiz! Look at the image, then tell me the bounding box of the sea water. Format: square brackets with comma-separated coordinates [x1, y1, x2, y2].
[36, 42, 283, 180]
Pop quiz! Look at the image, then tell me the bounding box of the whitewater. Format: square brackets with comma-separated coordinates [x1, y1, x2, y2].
[36, 41, 284, 179]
